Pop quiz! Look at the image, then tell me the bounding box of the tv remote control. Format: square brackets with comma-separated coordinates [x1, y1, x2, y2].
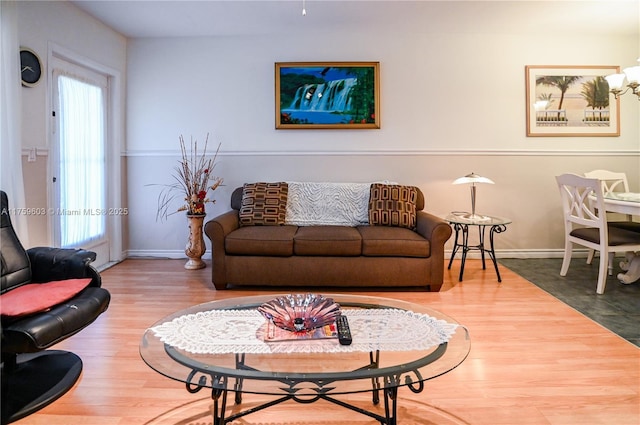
[336, 315, 352, 345]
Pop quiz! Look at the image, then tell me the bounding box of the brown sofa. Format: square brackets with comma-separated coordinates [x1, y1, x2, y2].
[204, 183, 452, 291]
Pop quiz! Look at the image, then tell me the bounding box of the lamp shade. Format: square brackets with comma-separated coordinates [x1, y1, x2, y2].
[452, 172, 494, 220]
[452, 172, 495, 185]
[534, 100, 548, 111]
[623, 65, 640, 84]
[605, 73, 626, 91]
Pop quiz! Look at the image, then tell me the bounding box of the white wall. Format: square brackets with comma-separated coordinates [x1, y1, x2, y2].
[126, 1, 639, 259]
[127, 31, 640, 153]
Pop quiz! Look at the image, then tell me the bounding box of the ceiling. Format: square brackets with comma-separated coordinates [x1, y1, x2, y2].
[70, 0, 639, 39]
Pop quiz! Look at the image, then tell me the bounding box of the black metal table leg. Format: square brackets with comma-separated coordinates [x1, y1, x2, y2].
[448, 222, 471, 282]
[234, 353, 245, 404]
[488, 224, 508, 283]
[478, 225, 487, 270]
[212, 383, 229, 425]
[446, 214, 511, 283]
[370, 350, 381, 405]
[447, 223, 462, 271]
[458, 224, 470, 281]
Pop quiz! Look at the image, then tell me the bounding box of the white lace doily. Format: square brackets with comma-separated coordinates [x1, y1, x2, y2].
[149, 308, 459, 354]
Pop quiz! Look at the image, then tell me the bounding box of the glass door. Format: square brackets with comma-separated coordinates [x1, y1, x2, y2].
[51, 59, 109, 266]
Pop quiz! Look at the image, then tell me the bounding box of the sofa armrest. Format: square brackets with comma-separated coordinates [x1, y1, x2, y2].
[26, 247, 101, 287]
[204, 210, 240, 290]
[205, 210, 240, 238]
[415, 211, 453, 289]
[415, 211, 452, 244]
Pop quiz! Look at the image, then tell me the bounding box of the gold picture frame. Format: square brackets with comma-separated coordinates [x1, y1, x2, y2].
[525, 65, 620, 137]
[275, 62, 380, 129]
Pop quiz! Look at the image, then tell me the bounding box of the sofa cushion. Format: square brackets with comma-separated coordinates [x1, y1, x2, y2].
[225, 226, 297, 256]
[239, 182, 289, 226]
[294, 226, 362, 256]
[368, 184, 418, 229]
[358, 226, 430, 258]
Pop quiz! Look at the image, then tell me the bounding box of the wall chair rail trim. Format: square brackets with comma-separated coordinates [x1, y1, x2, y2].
[123, 149, 640, 158]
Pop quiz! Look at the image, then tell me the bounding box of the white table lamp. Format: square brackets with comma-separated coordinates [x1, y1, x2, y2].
[452, 172, 495, 220]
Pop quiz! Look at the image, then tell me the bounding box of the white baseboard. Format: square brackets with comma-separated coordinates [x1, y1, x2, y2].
[125, 249, 212, 260]
[454, 249, 603, 260]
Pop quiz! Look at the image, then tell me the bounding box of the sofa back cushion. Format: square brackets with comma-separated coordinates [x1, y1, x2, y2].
[239, 182, 289, 226]
[368, 184, 419, 229]
[232, 182, 425, 227]
[231, 186, 244, 210]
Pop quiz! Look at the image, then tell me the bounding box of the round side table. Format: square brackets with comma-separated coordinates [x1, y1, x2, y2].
[445, 213, 512, 282]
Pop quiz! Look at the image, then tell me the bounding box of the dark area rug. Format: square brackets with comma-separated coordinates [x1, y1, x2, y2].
[499, 258, 640, 347]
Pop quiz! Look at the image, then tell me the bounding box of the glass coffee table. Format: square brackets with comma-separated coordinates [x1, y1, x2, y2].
[140, 294, 470, 425]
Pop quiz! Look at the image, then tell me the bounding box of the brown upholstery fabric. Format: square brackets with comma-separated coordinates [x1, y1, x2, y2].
[294, 226, 362, 256]
[204, 185, 453, 291]
[570, 226, 640, 245]
[607, 222, 640, 233]
[225, 225, 297, 256]
[230, 184, 426, 212]
[358, 226, 430, 258]
[231, 187, 244, 210]
[224, 255, 431, 288]
[368, 184, 418, 229]
[239, 182, 288, 226]
[414, 188, 425, 211]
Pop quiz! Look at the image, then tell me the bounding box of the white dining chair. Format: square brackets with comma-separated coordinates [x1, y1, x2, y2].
[584, 170, 640, 269]
[584, 169, 636, 222]
[556, 173, 640, 294]
[584, 169, 630, 195]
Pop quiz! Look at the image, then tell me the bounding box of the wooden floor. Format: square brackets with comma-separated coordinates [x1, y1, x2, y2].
[13, 259, 639, 425]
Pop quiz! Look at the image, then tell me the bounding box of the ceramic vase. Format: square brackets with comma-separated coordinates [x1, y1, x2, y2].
[184, 214, 206, 270]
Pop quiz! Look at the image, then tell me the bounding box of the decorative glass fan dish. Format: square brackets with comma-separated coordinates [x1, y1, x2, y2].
[258, 294, 341, 332]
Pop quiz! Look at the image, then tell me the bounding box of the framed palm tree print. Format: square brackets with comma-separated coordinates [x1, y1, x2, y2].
[525, 65, 620, 137]
[275, 62, 380, 129]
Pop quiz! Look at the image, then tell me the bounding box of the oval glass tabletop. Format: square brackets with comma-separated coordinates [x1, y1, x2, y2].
[140, 294, 470, 397]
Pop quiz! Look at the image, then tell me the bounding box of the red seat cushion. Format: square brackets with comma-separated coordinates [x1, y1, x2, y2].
[0, 278, 92, 318]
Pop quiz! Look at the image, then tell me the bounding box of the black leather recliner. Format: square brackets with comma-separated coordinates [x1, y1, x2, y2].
[1, 191, 111, 424]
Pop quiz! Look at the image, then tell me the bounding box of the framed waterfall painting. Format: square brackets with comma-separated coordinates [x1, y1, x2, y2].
[275, 62, 380, 129]
[525, 65, 620, 137]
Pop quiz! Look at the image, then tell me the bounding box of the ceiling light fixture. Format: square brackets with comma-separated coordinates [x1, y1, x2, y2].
[302, 0, 307, 16]
[605, 59, 640, 100]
